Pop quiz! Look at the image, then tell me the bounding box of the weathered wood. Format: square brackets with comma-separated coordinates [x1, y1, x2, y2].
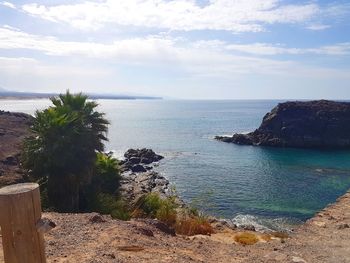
[0, 183, 46, 263]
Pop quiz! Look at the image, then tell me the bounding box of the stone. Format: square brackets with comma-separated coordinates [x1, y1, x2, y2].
[135, 227, 154, 237]
[131, 164, 147, 173]
[129, 157, 141, 164]
[337, 223, 350, 230]
[145, 219, 176, 236]
[140, 158, 152, 164]
[240, 224, 256, 231]
[264, 251, 288, 261]
[1, 156, 18, 166]
[291, 256, 307, 263]
[89, 214, 106, 223]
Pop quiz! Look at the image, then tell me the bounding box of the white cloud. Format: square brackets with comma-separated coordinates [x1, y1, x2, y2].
[0, 26, 349, 90]
[0, 26, 180, 62]
[1, 26, 349, 61]
[21, 0, 320, 32]
[225, 43, 301, 55]
[312, 43, 350, 56]
[306, 24, 331, 31]
[1, 1, 15, 9]
[0, 56, 109, 77]
[218, 42, 350, 56]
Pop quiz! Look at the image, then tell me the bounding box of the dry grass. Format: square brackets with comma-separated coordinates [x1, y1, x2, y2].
[260, 233, 272, 242]
[270, 232, 289, 239]
[131, 208, 147, 218]
[234, 232, 259, 245]
[156, 206, 177, 226]
[132, 193, 214, 236]
[175, 217, 214, 236]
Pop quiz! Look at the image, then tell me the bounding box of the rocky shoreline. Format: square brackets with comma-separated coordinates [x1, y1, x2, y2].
[118, 148, 180, 204]
[216, 100, 350, 148]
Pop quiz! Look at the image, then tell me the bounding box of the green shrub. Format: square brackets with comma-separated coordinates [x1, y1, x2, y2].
[91, 193, 130, 220]
[134, 193, 177, 224]
[92, 152, 121, 194]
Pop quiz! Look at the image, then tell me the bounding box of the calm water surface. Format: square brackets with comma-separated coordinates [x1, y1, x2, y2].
[2, 99, 350, 231]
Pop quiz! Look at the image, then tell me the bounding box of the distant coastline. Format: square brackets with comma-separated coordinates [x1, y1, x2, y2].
[0, 91, 162, 100]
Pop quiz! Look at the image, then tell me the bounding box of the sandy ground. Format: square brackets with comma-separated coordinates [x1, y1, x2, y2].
[1, 191, 349, 263]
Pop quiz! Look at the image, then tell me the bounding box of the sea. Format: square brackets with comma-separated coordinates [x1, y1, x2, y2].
[2, 99, 350, 232]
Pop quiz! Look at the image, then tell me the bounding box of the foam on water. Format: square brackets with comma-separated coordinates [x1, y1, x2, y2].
[231, 214, 302, 233]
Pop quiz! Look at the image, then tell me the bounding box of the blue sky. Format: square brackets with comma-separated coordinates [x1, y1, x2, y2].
[0, 0, 350, 99]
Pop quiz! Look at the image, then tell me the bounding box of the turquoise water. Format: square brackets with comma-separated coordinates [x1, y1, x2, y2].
[2, 99, 350, 230]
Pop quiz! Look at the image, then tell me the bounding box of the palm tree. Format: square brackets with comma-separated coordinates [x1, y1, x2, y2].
[23, 90, 109, 212]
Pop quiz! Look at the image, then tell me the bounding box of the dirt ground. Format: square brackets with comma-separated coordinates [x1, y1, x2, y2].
[1, 191, 349, 263]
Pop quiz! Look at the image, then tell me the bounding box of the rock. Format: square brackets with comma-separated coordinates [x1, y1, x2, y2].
[144, 219, 176, 236]
[89, 214, 106, 223]
[1, 156, 18, 166]
[103, 253, 116, 259]
[129, 157, 141, 164]
[337, 223, 350, 230]
[140, 157, 152, 164]
[291, 256, 307, 263]
[0, 111, 33, 187]
[240, 224, 256, 231]
[131, 164, 147, 173]
[124, 148, 164, 164]
[264, 251, 288, 261]
[118, 159, 126, 165]
[213, 219, 237, 231]
[135, 227, 154, 237]
[216, 100, 350, 148]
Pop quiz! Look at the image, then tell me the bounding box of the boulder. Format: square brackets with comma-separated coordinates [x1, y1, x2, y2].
[89, 214, 106, 223]
[140, 158, 152, 164]
[129, 157, 141, 164]
[216, 100, 350, 148]
[1, 155, 18, 166]
[131, 164, 147, 173]
[240, 224, 256, 231]
[124, 148, 164, 164]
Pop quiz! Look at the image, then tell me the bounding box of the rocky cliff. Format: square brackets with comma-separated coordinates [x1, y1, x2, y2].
[216, 100, 350, 148]
[0, 110, 33, 187]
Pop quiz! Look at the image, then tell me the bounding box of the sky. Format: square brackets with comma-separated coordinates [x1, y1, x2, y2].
[0, 0, 350, 99]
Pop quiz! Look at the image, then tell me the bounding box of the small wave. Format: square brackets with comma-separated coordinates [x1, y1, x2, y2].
[214, 134, 233, 138]
[161, 151, 200, 159]
[230, 214, 302, 233]
[107, 149, 125, 160]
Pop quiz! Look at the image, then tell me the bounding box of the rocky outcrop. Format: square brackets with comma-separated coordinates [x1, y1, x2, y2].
[119, 171, 171, 203]
[118, 148, 180, 205]
[0, 110, 33, 187]
[216, 100, 350, 148]
[119, 148, 164, 173]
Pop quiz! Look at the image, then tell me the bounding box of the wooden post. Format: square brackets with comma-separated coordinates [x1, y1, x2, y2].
[0, 183, 46, 263]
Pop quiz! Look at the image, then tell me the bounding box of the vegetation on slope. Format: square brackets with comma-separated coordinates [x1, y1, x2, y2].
[21, 90, 213, 233]
[22, 91, 111, 212]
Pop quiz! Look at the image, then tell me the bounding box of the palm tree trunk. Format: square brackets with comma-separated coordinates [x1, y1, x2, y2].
[48, 174, 80, 212]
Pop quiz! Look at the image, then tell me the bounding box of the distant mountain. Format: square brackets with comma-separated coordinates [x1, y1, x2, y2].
[0, 90, 162, 100]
